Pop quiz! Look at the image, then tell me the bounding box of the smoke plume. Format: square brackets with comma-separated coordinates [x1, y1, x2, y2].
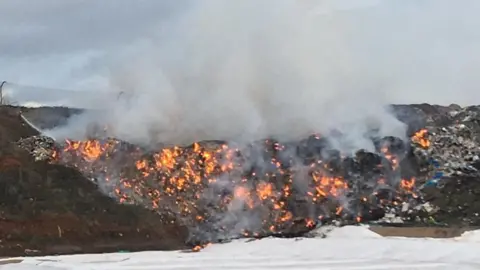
[24, 0, 468, 238]
[46, 0, 406, 153]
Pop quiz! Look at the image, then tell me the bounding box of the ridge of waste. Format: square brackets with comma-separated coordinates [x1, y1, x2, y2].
[17, 128, 433, 243]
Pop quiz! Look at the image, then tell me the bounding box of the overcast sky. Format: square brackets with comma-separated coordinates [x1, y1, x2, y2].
[0, 1, 187, 92]
[1, 0, 480, 106]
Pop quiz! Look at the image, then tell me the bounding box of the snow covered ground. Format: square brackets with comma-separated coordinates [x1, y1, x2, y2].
[2, 226, 480, 270]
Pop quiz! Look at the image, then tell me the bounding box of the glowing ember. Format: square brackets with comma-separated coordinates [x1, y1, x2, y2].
[48, 133, 424, 238]
[191, 243, 211, 252]
[411, 129, 430, 149]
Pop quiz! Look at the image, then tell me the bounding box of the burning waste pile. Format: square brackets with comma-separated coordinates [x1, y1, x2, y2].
[397, 104, 480, 226]
[16, 124, 436, 244]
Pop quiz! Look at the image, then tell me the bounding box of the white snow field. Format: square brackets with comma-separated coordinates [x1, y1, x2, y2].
[1, 226, 480, 270]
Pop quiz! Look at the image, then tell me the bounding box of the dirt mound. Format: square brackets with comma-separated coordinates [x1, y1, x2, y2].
[0, 106, 188, 257]
[0, 106, 37, 147]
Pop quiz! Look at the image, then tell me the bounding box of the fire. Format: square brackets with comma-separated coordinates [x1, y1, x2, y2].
[380, 146, 399, 170]
[400, 177, 416, 191]
[305, 218, 316, 228]
[191, 243, 211, 252]
[49, 132, 423, 237]
[411, 129, 430, 148]
[64, 139, 112, 162]
[256, 182, 273, 200]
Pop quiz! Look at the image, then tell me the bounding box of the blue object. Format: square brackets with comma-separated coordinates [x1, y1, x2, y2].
[429, 158, 440, 168]
[433, 171, 443, 179]
[421, 170, 443, 189]
[423, 179, 439, 188]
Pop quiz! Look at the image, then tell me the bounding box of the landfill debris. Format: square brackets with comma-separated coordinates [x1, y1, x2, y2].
[16, 135, 57, 162]
[13, 103, 480, 243]
[17, 133, 427, 243]
[393, 104, 480, 226]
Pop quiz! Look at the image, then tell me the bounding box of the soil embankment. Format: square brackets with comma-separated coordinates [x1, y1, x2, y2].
[0, 106, 188, 257]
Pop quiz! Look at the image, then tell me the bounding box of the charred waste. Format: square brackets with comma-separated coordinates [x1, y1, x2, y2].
[15, 103, 463, 244]
[5, 103, 480, 254]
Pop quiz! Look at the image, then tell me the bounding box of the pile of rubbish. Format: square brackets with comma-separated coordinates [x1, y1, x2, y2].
[15, 103, 480, 243]
[17, 132, 430, 243]
[394, 104, 480, 226]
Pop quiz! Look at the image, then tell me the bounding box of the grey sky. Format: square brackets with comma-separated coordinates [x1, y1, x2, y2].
[0, 0, 187, 93]
[0, 1, 186, 56]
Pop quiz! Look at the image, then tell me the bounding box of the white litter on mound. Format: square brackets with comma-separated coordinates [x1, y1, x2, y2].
[2, 226, 480, 270]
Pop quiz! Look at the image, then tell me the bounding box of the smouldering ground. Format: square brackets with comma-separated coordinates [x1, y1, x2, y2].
[22, 128, 432, 241]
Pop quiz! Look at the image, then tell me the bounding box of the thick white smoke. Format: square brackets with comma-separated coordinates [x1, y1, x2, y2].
[22, 1, 443, 237]
[48, 0, 406, 153]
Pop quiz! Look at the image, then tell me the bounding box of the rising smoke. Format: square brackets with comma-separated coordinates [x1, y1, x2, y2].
[28, 1, 462, 238]
[46, 0, 406, 153]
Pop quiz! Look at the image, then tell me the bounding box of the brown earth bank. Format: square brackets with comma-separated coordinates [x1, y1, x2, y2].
[0, 106, 189, 257]
[1, 103, 480, 257]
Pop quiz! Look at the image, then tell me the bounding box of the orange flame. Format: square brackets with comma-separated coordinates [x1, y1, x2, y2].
[412, 129, 430, 148]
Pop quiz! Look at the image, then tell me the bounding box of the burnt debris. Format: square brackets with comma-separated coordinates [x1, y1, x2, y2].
[16, 128, 423, 243]
[11, 103, 480, 245]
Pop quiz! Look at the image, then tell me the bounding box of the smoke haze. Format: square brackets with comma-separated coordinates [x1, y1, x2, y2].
[4, 0, 478, 237]
[2, 0, 480, 150]
[48, 0, 405, 150]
